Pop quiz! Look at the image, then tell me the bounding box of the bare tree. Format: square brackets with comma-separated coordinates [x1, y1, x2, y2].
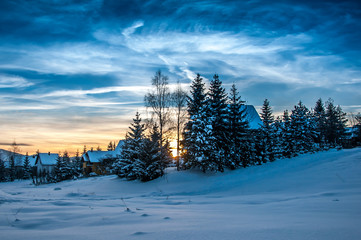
[171, 80, 188, 168]
[144, 70, 172, 146]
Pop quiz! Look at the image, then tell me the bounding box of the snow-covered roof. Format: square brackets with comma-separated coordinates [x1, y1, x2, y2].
[82, 140, 124, 163]
[241, 105, 263, 129]
[114, 140, 124, 154]
[36, 153, 59, 166]
[0, 150, 37, 168]
[82, 151, 118, 163]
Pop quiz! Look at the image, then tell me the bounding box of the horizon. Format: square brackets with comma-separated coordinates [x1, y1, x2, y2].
[1, 0, 360, 155]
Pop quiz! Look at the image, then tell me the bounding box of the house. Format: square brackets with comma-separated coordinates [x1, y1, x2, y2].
[82, 140, 124, 175]
[35, 153, 59, 175]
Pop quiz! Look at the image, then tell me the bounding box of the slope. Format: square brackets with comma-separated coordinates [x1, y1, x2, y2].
[0, 148, 360, 240]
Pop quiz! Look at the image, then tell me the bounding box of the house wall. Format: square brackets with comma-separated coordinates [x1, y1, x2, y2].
[37, 164, 54, 175]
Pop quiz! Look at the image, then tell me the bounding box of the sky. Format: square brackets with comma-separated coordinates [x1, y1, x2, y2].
[0, 0, 360, 155]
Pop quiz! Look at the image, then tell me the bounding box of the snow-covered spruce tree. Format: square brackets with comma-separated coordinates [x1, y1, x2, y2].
[54, 151, 72, 182]
[272, 116, 284, 160]
[115, 112, 146, 180]
[227, 84, 251, 169]
[23, 152, 31, 179]
[134, 125, 167, 182]
[313, 98, 327, 150]
[354, 113, 361, 143]
[9, 155, 16, 181]
[185, 105, 218, 172]
[183, 74, 207, 168]
[0, 157, 6, 182]
[290, 101, 316, 154]
[325, 99, 340, 147]
[206, 74, 229, 171]
[256, 99, 275, 163]
[281, 110, 293, 158]
[72, 150, 83, 178]
[335, 105, 348, 146]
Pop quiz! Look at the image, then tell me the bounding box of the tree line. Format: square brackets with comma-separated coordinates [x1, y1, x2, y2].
[113, 71, 360, 181]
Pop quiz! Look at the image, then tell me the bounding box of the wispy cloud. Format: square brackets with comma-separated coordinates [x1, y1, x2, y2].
[0, 75, 34, 88]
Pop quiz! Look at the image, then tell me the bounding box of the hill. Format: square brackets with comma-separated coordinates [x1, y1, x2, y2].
[0, 148, 361, 240]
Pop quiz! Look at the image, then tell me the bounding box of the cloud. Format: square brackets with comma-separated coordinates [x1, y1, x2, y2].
[0, 75, 34, 88]
[122, 20, 144, 37]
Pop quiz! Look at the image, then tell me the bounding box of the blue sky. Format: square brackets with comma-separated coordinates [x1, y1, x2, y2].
[0, 0, 360, 154]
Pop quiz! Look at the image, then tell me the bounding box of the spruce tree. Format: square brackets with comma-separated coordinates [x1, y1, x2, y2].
[0, 157, 6, 182]
[183, 74, 207, 168]
[314, 98, 327, 149]
[257, 99, 275, 163]
[281, 110, 293, 157]
[290, 101, 316, 154]
[335, 105, 348, 146]
[185, 105, 218, 172]
[23, 152, 31, 180]
[9, 155, 16, 181]
[207, 74, 229, 171]
[325, 99, 338, 146]
[115, 112, 146, 180]
[135, 125, 166, 182]
[227, 84, 250, 169]
[72, 150, 83, 177]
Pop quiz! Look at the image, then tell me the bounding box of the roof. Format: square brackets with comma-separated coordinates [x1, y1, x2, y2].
[82, 151, 118, 163]
[82, 140, 124, 163]
[0, 150, 37, 168]
[240, 105, 263, 129]
[114, 140, 125, 154]
[36, 153, 59, 165]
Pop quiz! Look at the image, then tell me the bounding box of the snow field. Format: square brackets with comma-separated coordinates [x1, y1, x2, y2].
[1, 148, 361, 240]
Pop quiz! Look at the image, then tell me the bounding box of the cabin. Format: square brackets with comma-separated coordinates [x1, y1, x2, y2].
[35, 153, 59, 175]
[82, 140, 124, 175]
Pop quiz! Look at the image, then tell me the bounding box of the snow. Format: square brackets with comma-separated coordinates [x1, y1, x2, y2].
[37, 153, 59, 165]
[1, 148, 361, 240]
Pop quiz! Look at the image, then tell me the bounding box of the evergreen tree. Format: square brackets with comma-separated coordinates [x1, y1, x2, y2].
[272, 116, 284, 159]
[0, 157, 6, 182]
[281, 110, 293, 157]
[83, 145, 87, 155]
[354, 113, 361, 143]
[54, 151, 72, 182]
[183, 74, 207, 168]
[290, 101, 316, 154]
[135, 125, 166, 182]
[227, 84, 250, 169]
[185, 105, 218, 172]
[325, 99, 338, 146]
[72, 149, 83, 177]
[206, 74, 229, 171]
[257, 99, 275, 163]
[115, 112, 146, 180]
[107, 142, 113, 151]
[9, 155, 16, 181]
[335, 105, 348, 146]
[23, 152, 31, 179]
[314, 98, 327, 149]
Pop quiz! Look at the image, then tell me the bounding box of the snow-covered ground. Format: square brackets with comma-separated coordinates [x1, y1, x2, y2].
[1, 148, 361, 240]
